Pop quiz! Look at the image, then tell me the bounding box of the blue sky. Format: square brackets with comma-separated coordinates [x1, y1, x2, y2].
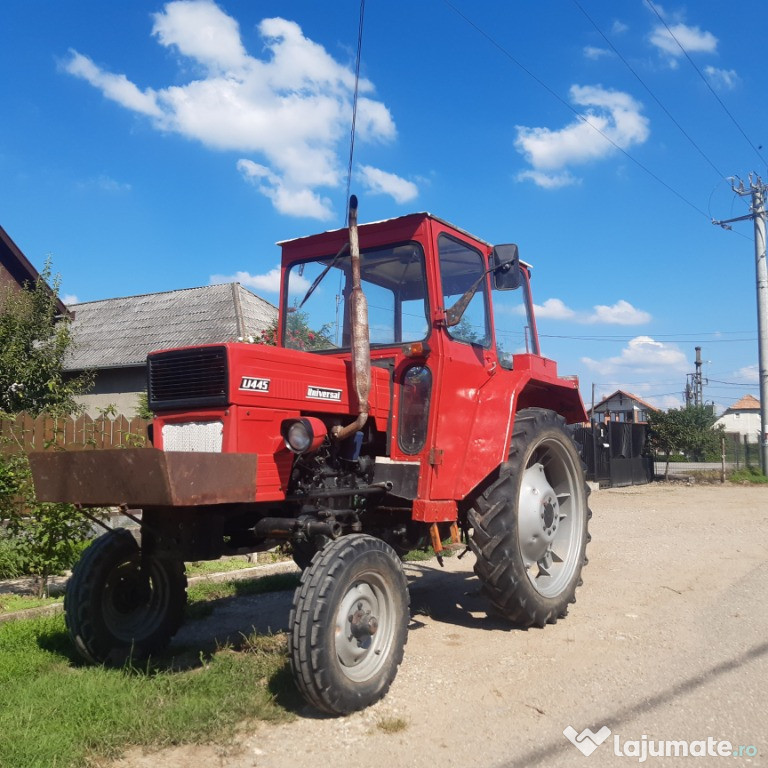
[2, 0, 765, 413]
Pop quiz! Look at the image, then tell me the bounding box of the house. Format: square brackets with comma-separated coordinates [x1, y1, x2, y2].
[587, 390, 658, 424]
[714, 394, 761, 443]
[0, 224, 67, 315]
[64, 283, 277, 416]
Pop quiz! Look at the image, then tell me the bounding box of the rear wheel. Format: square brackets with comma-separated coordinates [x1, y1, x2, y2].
[289, 534, 409, 714]
[65, 528, 187, 665]
[468, 408, 590, 627]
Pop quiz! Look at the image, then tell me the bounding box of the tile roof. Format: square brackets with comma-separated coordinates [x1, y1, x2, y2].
[64, 283, 277, 370]
[726, 393, 761, 412]
[588, 389, 659, 414]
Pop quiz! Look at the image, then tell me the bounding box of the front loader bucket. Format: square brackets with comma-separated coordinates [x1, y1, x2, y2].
[29, 448, 258, 508]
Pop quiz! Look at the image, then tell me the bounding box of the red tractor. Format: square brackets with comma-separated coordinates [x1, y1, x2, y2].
[31, 199, 590, 715]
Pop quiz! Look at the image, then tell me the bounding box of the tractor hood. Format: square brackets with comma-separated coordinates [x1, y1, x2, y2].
[147, 343, 391, 427]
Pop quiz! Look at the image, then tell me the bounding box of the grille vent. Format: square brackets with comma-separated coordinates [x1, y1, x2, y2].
[148, 346, 228, 411]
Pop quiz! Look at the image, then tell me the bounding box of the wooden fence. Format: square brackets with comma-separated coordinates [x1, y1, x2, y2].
[0, 412, 151, 453]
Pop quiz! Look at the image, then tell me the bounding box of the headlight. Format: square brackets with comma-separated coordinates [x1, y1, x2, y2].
[281, 417, 327, 454]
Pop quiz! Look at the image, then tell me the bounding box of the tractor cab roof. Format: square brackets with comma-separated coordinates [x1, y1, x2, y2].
[278, 211, 532, 269]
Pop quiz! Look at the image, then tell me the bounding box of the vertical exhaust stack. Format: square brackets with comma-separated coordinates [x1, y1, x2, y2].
[333, 195, 371, 441]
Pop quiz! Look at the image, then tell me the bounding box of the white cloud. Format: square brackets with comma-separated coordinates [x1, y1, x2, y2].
[587, 300, 651, 325]
[357, 165, 418, 203]
[649, 22, 717, 62]
[61, 294, 80, 305]
[210, 265, 310, 295]
[517, 170, 580, 189]
[76, 174, 132, 193]
[514, 85, 649, 187]
[152, 0, 248, 73]
[733, 364, 759, 383]
[704, 66, 739, 91]
[583, 46, 612, 61]
[237, 159, 334, 220]
[582, 336, 688, 377]
[64, 1, 402, 219]
[64, 51, 162, 117]
[528, 297, 651, 324]
[533, 298, 577, 320]
[611, 20, 629, 35]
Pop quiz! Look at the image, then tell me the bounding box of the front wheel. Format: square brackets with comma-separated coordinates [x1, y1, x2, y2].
[64, 528, 187, 665]
[289, 534, 410, 715]
[468, 408, 590, 627]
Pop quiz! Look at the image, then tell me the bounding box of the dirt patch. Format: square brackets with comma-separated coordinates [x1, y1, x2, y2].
[108, 483, 768, 767]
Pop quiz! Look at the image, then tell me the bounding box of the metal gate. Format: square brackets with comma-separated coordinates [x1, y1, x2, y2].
[575, 423, 653, 488]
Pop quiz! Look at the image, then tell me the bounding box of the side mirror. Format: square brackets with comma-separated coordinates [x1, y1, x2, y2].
[491, 244, 521, 290]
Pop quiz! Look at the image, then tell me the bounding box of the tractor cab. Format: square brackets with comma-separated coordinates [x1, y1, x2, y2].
[278, 212, 584, 521]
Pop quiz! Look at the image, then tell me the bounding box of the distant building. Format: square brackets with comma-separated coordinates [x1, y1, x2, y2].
[714, 394, 761, 443]
[587, 390, 658, 424]
[0, 224, 67, 315]
[64, 283, 277, 416]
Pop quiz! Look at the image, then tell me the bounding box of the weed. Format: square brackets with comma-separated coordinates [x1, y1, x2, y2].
[376, 716, 409, 734]
[729, 467, 768, 484]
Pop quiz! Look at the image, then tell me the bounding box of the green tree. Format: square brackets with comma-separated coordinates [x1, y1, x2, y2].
[0, 262, 91, 415]
[648, 405, 724, 478]
[0, 263, 94, 595]
[257, 311, 334, 351]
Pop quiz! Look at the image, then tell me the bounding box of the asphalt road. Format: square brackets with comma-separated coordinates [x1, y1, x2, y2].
[116, 482, 768, 768]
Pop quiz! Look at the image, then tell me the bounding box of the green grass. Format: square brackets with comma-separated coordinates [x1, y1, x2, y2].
[729, 466, 768, 484]
[0, 593, 61, 615]
[0, 557, 297, 618]
[186, 572, 301, 620]
[0, 614, 298, 768]
[402, 537, 460, 562]
[185, 556, 261, 577]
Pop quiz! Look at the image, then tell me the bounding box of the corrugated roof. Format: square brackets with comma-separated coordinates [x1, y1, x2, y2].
[726, 394, 760, 412]
[64, 283, 277, 370]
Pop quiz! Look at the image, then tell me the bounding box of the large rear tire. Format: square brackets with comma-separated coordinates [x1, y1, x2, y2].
[289, 534, 409, 715]
[468, 408, 590, 627]
[65, 528, 187, 665]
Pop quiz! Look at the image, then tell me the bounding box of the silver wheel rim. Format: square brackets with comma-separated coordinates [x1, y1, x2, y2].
[517, 437, 585, 597]
[334, 572, 396, 683]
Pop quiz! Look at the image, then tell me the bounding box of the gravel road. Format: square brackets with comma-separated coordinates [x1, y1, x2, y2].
[115, 482, 767, 768]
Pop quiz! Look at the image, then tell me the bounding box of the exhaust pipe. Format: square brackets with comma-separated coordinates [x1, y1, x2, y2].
[333, 195, 371, 442]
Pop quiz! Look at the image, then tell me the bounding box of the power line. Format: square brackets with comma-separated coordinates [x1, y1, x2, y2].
[344, 0, 366, 225]
[707, 379, 760, 387]
[540, 333, 756, 343]
[644, 0, 768, 171]
[441, 0, 712, 222]
[572, 0, 728, 182]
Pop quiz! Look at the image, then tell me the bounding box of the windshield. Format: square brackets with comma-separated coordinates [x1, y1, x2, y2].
[283, 243, 429, 351]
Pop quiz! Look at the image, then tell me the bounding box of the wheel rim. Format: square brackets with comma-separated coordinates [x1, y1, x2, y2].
[517, 436, 585, 598]
[102, 557, 170, 643]
[334, 572, 396, 683]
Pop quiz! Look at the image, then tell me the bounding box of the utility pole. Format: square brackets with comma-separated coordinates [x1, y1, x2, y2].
[694, 346, 703, 406]
[684, 346, 705, 408]
[714, 174, 768, 474]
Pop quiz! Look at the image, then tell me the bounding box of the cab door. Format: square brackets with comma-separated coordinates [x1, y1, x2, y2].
[427, 231, 501, 500]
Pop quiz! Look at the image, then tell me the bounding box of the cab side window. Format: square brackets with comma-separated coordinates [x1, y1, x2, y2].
[438, 234, 490, 347]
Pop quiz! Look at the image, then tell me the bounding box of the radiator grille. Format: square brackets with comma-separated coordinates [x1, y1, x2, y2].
[148, 347, 229, 410]
[162, 421, 223, 452]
